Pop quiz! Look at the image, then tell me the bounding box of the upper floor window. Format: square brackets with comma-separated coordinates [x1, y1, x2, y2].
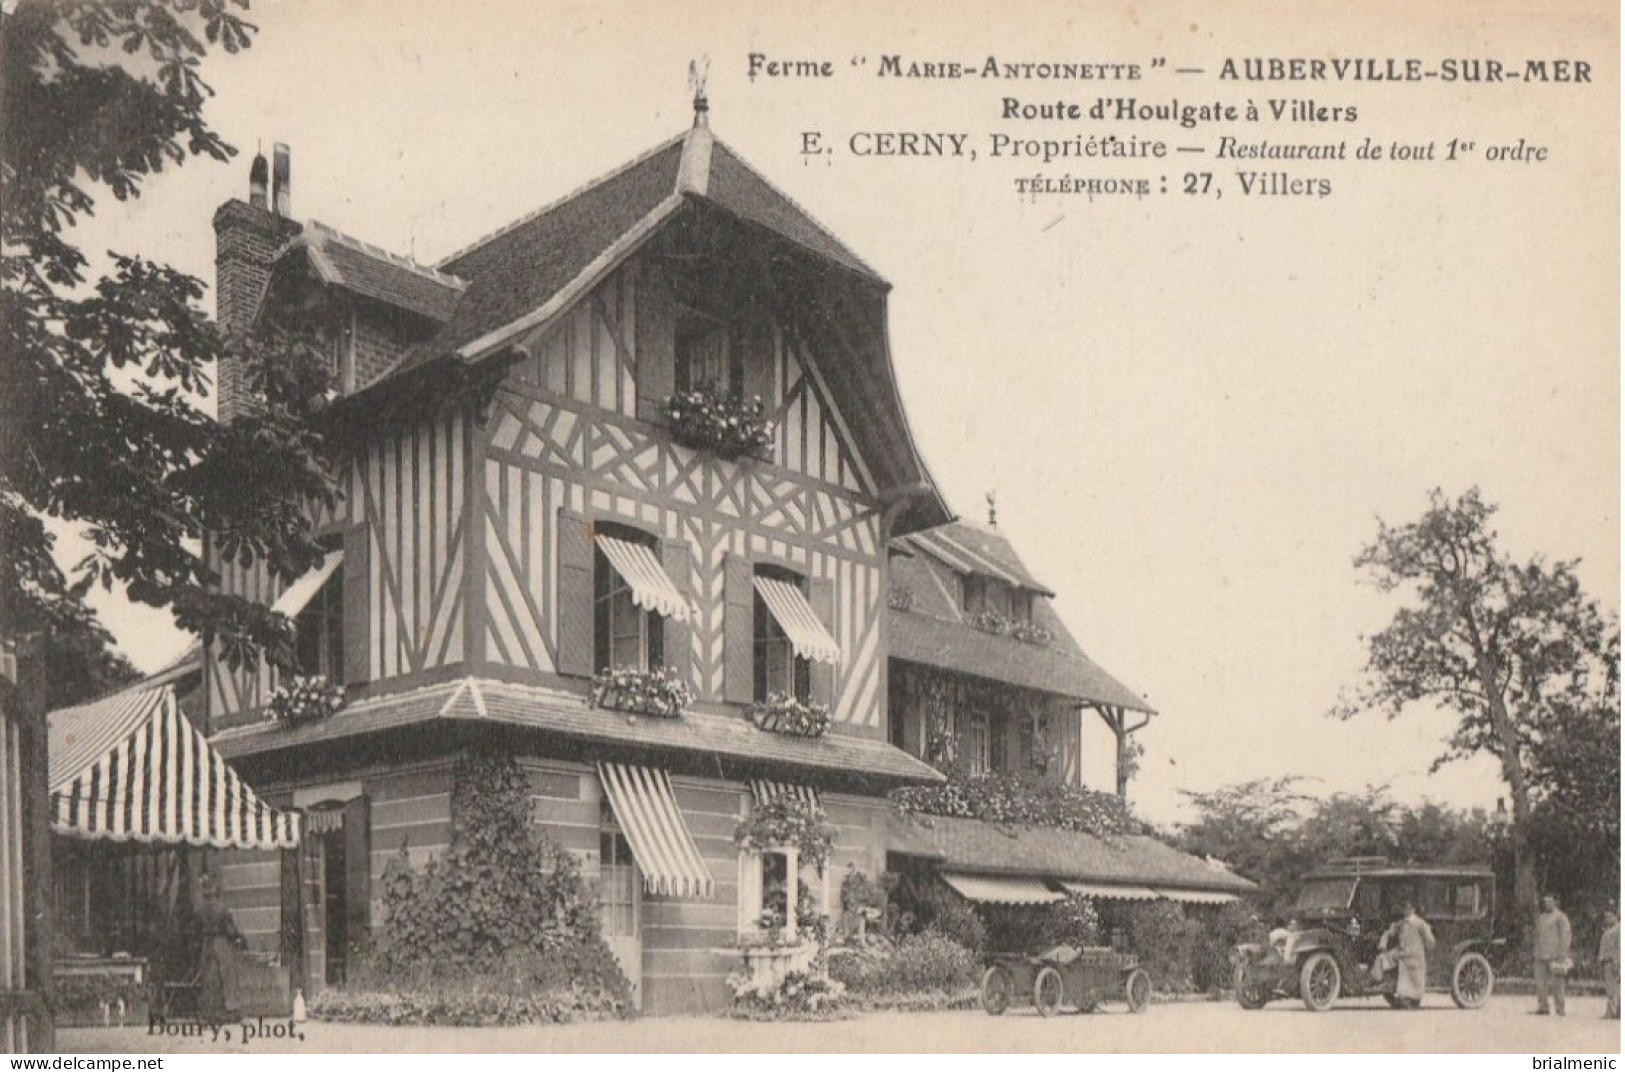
[754, 566, 811, 702]
[594, 524, 665, 672]
[289, 546, 345, 680]
[676, 312, 741, 395]
[964, 575, 1032, 624]
[963, 712, 990, 775]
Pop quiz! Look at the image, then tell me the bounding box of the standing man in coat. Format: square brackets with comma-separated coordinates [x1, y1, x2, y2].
[1533, 893, 1573, 1016]
[1599, 910, 1619, 1020]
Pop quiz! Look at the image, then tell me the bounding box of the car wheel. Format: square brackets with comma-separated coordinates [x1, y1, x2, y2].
[1300, 952, 1342, 1012]
[1451, 952, 1494, 1009]
[1034, 966, 1065, 1017]
[980, 965, 1014, 1016]
[1124, 968, 1152, 1013]
[1234, 966, 1269, 1010]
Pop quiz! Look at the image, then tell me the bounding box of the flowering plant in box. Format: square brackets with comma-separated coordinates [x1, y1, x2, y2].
[662, 386, 775, 460]
[267, 675, 345, 727]
[589, 665, 693, 718]
[734, 795, 836, 874]
[747, 692, 832, 738]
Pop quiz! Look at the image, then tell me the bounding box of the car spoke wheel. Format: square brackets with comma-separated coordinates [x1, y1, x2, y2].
[1451, 952, 1494, 1010]
[1234, 966, 1269, 1010]
[1124, 968, 1152, 1013]
[980, 965, 1014, 1016]
[1300, 952, 1342, 1012]
[1034, 966, 1065, 1017]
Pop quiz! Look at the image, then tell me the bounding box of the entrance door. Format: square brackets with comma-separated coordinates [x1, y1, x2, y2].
[599, 831, 642, 1007]
[321, 832, 347, 986]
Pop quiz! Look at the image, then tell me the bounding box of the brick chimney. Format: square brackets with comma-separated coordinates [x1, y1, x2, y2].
[213, 150, 301, 423]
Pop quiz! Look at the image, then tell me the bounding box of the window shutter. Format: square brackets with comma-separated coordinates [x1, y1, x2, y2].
[557, 509, 595, 677]
[343, 795, 372, 939]
[808, 576, 836, 708]
[661, 538, 691, 685]
[737, 849, 763, 937]
[342, 525, 370, 685]
[740, 320, 773, 408]
[723, 553, 754, 704]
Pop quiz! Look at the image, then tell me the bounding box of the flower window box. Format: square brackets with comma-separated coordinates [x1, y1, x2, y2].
[747, 693, 832, 739]
[266, 675, 345, 727]
[662, 387, 775, 461]
[590, 665, 693, 718]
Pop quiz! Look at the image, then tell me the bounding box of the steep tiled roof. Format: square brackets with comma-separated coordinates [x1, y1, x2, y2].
[429, 138, 687, 355]
[705, 143, 880, 280]
[890, 606, 1151, 712]
[280, 222, 467, 322]
[890, 524, 1152, 712]
[213, 676, 942, 784]
[891, 812, 1257, 894]
[902, 522, 1053, 595]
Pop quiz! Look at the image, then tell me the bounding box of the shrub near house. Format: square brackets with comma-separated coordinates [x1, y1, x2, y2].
[311, 752, 632, 1025]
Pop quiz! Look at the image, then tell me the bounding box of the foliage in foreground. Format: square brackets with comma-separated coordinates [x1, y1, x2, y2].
[827, 931, 979, 999]
[347, 751, 632, 1023]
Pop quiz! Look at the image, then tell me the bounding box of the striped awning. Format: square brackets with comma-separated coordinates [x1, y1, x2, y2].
[749, 779, 821, 810]
[1153, 888, 1240, 905]
[941, 872, 1063, 905]
[50, 688, 299, 849]
[753, 576, 840, 665]
[270, 550, 344, 616]
[597, 763, 714, 899]
[1058, 881, 1163, 902]
[596, 535, 691, 621]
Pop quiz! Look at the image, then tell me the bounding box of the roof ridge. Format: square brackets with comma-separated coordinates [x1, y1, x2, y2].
[706, 138, 884, 280]
[435, 131, 687, 269]
[305, 220, 469, 289]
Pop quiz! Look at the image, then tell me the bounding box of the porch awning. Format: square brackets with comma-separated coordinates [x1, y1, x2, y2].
[1057, 881, 1163, 902]
[1153, 888, 1240, 906]
[753, 576, 840, 664]
[942, 872, 1063, 905]
[596, 535, 691, 621]
[50, 687, 300, 850]
[270, 550, 343, 616]
[749, 779, 821, 810]
[597, 763, 714, 899]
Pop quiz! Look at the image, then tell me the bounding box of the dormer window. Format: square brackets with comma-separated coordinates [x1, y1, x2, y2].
[676, 312, 740, 394]
[963, 575, 1033, 624]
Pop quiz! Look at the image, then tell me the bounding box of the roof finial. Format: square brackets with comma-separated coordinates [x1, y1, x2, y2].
[986, 491, 998, 529]
[688, 56, 711, 127]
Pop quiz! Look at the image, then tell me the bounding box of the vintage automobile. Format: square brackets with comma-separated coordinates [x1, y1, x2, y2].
[980, 944, 1152, 1017]
[1230, 857, 1502, 1012]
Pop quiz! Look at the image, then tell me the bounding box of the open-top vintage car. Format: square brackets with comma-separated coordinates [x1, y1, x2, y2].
[980, 944, 1152, 1016]
[1230, 857, 1503, 1012]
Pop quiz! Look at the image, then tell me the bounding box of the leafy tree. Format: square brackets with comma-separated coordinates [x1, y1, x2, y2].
[1175, 777, 1314, 914]
[1, 0, 337, 675]
[1332, 488, 1619, 932]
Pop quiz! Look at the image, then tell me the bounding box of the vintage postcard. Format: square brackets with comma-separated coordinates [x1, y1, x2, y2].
[1, 0, 1617, 1059]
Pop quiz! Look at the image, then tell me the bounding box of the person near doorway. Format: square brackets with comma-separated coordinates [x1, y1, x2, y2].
[197, 874, 247, 1022]
[1533, 893, 1573, 1016]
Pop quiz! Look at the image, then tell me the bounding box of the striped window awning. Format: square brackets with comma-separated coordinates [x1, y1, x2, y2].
[50, 687, 300, 850]
[1153, 888, 1240, 905]
[749, 779, 821, 810]
[942, 872, 1063, 905]
[597, 763, 714, 899]
[753, 576, 840, 665]
[596, 536, 691, 621]
[1057, 881, 1163, 902]
[270, 550, 344, 616]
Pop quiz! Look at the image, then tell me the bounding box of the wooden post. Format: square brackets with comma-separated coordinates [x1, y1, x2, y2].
[14, 635, 54, 1052]
[782, 847, 799, 944]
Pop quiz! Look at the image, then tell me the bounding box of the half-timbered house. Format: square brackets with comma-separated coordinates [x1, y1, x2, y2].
[200, 111, 951, 1014]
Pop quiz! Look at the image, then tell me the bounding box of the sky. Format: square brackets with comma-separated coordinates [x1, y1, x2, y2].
[56, 0, 1619, 827]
